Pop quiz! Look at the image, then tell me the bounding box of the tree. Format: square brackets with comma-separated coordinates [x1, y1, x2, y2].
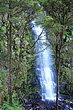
[38, 0, 73, 109]
[0, 0, 41, 106]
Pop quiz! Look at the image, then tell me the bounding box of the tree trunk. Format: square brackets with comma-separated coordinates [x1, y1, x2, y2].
[9, 22, 12, 106]
[6, 15, 12, 106]
[56, 30, 64, 110]
[56, 49, 61, 110]
[7, 2, 13, 106]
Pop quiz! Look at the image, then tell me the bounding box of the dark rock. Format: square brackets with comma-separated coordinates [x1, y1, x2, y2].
[22, 96, 73, 110]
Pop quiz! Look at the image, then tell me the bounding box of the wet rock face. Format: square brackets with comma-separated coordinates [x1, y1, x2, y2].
[22, 99, 73, 110]
[45, 100, 73, 110]
[22, 99, 46, 110]
[45, 100, 56, 110]
[21, 94, 73, 110]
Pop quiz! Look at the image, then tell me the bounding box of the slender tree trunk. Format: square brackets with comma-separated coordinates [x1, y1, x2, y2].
[8, 2, 12, 106]
[56, 49, 61, 110]
[6, 15, 12, 106]
[56, 30, 64, 110]
[9, 22, 12, 106]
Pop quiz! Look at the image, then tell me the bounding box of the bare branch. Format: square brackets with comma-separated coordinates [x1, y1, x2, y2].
[24, 46, 48, 59]
[21, 29, 44, 54]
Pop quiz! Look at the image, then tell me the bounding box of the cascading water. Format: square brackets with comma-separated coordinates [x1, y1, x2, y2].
[33, 24, 56, 101]
[39, 37, 56, 100]
[32, 24, 73, 110]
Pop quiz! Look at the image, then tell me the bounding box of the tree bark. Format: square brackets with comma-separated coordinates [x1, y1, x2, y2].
[7, 2, 13, 106]
[6, 14, 12, 106]
[56, 48, 61, 110]
[56, 30, 64, 110]
[9, 22, 12, 106]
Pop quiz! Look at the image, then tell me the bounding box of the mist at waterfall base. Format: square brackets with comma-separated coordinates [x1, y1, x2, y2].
[33, 24, 56, 101]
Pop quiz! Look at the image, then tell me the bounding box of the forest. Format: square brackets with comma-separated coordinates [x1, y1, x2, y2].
[0, 0, 73, 110]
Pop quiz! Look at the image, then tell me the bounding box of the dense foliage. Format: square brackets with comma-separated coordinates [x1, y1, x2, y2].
[0, 0, 73, 109]
[0, 0, 41, 109]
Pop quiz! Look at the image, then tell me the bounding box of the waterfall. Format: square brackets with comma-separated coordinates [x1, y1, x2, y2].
[33, 24, 56, 101]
